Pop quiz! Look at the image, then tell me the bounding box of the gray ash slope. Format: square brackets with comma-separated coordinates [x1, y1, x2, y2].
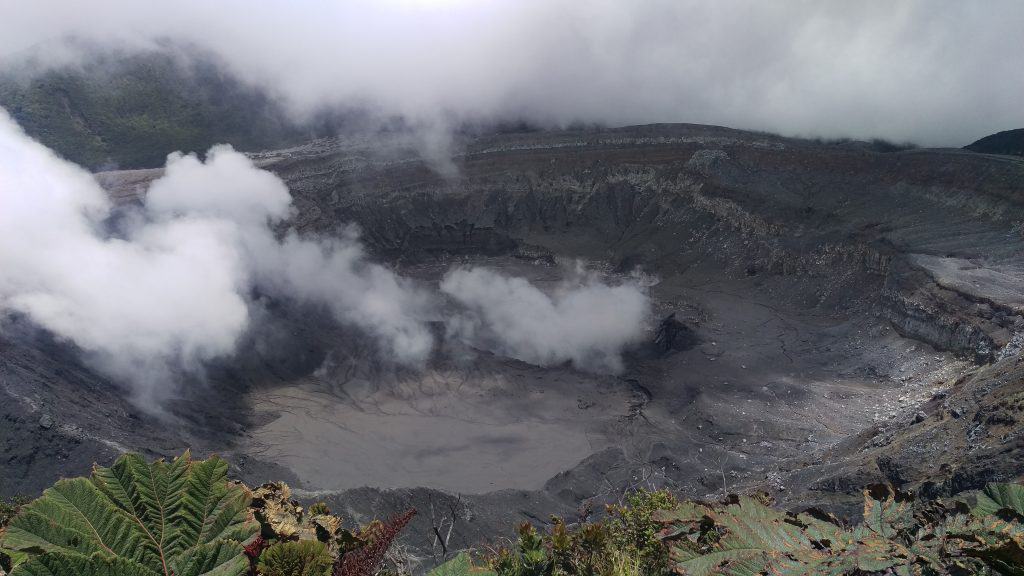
[4, 123, 1024, 564]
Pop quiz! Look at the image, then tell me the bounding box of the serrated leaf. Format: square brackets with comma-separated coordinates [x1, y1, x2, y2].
[12, 553, 161, 576]
[862, 485, 913, 539]
[0, 452, 259, 576]
[659, 496, 818, 575]
[672, 548, 766, 576]
[653, 502, 708, 525]
[790, 510, 846, 547]
[975, 484, 1024, 519]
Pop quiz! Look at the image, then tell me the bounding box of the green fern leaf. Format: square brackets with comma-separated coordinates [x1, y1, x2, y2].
[11, 553, 161, 576]
[427, 553, 498, 576]
[861, 485, 913, 539]
[974, 483, 1024, 519]
[658, 496, 821, 575]
[0, 452, 258, 576]
[257, 540, 333, 576]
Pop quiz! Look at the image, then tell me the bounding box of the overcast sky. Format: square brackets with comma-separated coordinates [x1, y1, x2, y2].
[1, 0, 1022, 146]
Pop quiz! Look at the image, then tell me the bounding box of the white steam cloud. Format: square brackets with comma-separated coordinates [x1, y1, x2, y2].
[1, 0, 1022, 145]
[254, 234, 434, 364]
[441, 266, 649, 373]
[0, 109, 432, 405]
[0, 108, 647, 406]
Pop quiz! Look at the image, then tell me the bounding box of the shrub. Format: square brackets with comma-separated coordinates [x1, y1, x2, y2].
[334, 509, 417, 576]
[430, 483, 1024, 575]
[605, 490, 677, 573]
[427, 552, 496, 576]
[654, 483, 1024, 574]
[308, 502, 332, 517]
[258, 540, 333, 576]
[479, 490, 678, 576]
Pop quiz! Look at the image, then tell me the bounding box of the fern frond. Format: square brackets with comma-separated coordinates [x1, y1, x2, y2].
[0, 452, 259, 576]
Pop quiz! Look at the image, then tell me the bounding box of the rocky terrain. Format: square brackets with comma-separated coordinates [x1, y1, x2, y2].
[3, 123, 1023, 565]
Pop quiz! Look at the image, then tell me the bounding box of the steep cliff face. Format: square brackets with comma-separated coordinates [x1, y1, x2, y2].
[772, 350, 1024, 517]
[254, 125, 1024, 362]
[879, 259, 1018, 363]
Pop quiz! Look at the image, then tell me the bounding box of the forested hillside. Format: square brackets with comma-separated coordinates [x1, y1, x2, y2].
[0, 48, 323, 169]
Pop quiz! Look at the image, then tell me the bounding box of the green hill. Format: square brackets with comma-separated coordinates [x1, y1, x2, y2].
[964, 128, 1024, 157]
[0, 49, 321, 169]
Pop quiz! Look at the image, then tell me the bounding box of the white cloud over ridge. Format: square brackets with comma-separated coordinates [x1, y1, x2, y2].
[1, 0, 1022, 145]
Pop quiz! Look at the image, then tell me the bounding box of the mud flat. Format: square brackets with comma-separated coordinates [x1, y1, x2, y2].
[249, 373, 606, 493]
[239, 256, 965, 502]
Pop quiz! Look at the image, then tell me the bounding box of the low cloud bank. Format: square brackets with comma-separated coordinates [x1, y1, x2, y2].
[3, 1, 1022, 146]
[441, 266, 650, 373]
[0, 109, 432, 406]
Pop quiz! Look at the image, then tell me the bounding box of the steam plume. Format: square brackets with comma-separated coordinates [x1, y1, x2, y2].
[441, 266, 649, 373]
[0, 109, 432, 405]
[0, 107, 650, 407]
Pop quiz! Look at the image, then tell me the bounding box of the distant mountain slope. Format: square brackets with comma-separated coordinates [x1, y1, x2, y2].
[0, 49, 325, 169]
[964, 128, 1024, 157]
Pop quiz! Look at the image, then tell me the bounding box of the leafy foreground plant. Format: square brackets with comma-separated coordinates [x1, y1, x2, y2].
[248, 482, 358, 558]
[654, 483, 1024, 575]
[437, 490, 677, 576]
[6, 451, 1024, 576]
[0, 497, 27, 531]
[431, 483, 1024, 576]
[0, 451, 259, 576]
[426, 552, 496, 576]
[258, 540, 334, 576]
[334, 509, 417, 576]
[0, 453, 417, 576]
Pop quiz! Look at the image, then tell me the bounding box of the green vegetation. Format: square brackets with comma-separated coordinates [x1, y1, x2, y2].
[436, 483, 1024, 575]
[308, 502, 332, 518]
[0, 451, 258, 575]
[2, 451, 1023, 575]
[0, 50, 317, 169]
[258, 540, 334, 576]
[482, 490, 677, 576]
[427, 553, 495, 576]
[0, 452, 413, 576]
[0, 497, 26, 531]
